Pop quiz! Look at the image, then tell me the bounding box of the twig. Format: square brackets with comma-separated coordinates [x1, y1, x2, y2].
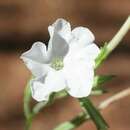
[107, 16, 130, 52]
[95, 16, 130, 69]
[99, 87, 130, 109]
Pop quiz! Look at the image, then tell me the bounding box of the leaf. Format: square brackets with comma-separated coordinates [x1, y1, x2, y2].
[93, 75, 115, 88]
[79, 98, 109, 130]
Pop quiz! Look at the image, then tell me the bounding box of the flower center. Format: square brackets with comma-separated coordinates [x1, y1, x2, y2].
[51, 58, 64, 70]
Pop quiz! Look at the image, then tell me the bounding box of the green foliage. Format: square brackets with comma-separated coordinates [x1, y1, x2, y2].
[93, 75, 115, 88]
[91, 75, 115, 96]
[24, 81, 32, 120]
[24, 80, 33, 130]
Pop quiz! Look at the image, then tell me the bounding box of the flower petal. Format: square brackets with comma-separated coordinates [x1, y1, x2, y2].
[47, 32, 69, 60]
[30, 80, 50, 101]
[47, 19, 71, 60]
[23, 60, 52, 77]
[81, 43, 100, 60]
[21, 42, 51, 77]
[48, 18, 71, 42]
[21, 42, 49, 63]
[70, 27, 95, 50]
[64, 43, 100, 68]
[31, 70, 66, 101]
[63, 60, 94, 98]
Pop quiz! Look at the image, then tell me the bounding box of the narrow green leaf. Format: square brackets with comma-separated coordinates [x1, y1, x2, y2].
[79, 98, 109, 130]
[93, 75, 115, 88]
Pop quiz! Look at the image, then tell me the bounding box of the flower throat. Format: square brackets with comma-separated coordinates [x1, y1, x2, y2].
[51, 58, 64, 71]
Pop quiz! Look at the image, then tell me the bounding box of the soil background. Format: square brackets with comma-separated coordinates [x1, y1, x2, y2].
[0, 0, 130, 130]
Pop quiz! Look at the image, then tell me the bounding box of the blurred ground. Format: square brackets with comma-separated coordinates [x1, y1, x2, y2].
[0, 0, 130, 50]
[0, 0, 130, 130]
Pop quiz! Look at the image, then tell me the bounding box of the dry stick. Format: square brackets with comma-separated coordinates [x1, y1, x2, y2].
[95, 16, 130, 69]
[54, 87, 130, 130]
[107, 16, 130, 52]
[99, 87, 130, 109]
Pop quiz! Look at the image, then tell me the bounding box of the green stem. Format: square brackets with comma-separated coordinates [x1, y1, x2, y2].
[107, 16, 130, 52]
[24, 116, 33, 130]
[95, 16, 130, 68]
[24, 80, 32, 130]
[79, 98, 108, 130]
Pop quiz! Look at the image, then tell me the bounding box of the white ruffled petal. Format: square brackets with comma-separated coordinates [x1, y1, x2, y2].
[70, 27, 95, 50]
[63, 61, 94, 98]
[47, 32, 69, 60]
[81, 43, 100, 60]
[64, 43, 100, 65]
[23, 60, 52, 77]
[21, 42, 51, 77]
[31, 70, 66, 102]
[31, 80, 50, 101]
[48, 18, 71, 42]
[47, 19, 71, 60]
[21, 42, 49, 63]
[46, 70, 66, 92]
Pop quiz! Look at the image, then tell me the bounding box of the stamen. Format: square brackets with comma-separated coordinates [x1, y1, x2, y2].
[51, 58, 64, 70]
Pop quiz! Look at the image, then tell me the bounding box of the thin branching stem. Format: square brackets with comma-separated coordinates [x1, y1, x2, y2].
[24, 16, 130, 130]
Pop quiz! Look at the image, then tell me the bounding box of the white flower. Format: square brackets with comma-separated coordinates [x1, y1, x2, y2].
[21, 18, 100, 101]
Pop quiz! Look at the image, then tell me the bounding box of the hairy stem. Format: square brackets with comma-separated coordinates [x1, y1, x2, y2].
[107, 16, 130, 52]
[95, 16, 130, 68]
[24, 81, 32, 130]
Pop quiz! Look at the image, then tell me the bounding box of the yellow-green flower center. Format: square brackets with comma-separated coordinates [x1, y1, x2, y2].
[51, 58, 64, 70]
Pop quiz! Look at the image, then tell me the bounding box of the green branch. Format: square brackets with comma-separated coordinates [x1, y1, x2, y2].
[24, 80, 32, 130]
[95, 16, 130, 68]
